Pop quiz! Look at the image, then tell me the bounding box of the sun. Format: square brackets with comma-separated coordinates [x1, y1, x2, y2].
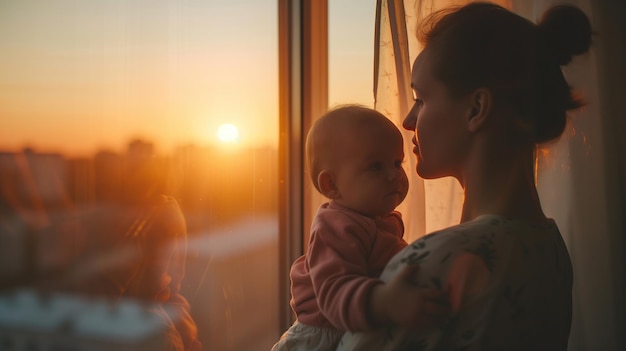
[217, 123, 239, 143]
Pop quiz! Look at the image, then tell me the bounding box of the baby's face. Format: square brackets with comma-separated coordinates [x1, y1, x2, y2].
[332, 123, 409, 217]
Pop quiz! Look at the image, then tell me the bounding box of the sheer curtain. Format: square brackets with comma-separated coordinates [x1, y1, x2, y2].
[374, 0, 625, 349]
[374, 0, 479, 243]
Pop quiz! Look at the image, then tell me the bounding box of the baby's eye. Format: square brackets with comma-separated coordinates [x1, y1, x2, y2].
[368, 162, 383, 171]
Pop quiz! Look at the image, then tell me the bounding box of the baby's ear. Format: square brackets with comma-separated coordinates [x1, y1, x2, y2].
[318, 170, 339, 199]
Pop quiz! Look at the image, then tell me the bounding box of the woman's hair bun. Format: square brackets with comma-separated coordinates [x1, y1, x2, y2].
[538, 4, 592, 65]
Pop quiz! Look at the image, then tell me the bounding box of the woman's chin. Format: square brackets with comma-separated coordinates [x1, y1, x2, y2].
[416, 164, 430, 179]
[416, 166, 440, 180]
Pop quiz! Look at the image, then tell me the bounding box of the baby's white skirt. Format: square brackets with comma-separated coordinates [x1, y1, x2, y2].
[271, 321, 344, 351]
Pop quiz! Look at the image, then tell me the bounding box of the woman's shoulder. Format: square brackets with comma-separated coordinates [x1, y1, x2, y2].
[394, 214, 562, 270]
[387, 215, 533, 268]
[418, 214, 559, 243]
[416, 215, 503, 244]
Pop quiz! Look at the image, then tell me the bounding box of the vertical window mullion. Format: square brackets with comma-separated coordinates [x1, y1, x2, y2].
[277, 0, 328, 332]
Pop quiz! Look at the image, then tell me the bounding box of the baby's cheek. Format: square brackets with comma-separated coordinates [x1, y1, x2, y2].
[445, 253, 491, 312]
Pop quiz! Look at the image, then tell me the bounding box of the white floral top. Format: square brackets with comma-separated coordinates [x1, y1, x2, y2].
[336, 214, 573, 351]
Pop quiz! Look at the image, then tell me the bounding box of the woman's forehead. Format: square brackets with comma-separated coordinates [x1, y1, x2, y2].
[411, 50, 432, 87]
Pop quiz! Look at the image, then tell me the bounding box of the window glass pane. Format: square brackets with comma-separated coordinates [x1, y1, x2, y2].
[328, 0, 376, 108]
[0, 1, 279, 350]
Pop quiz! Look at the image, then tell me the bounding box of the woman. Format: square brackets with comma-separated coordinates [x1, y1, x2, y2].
[337, 2, 592, 350]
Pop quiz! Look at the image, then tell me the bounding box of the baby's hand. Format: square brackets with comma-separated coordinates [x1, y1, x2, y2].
[369, 264, 450, 328]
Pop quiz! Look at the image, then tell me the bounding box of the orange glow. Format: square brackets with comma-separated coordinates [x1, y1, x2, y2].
[0, 1, 279, 157]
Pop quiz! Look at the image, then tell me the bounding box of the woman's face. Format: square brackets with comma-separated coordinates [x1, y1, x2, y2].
[402, 49, 473, 180]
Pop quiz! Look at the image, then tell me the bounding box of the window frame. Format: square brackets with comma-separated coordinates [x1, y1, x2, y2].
[277, 0, 328, 330]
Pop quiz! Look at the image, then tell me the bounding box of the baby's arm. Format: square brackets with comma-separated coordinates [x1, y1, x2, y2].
[308, 211, 448, 331]
[368, 264, 450, 328]
[307, 219, 382, 331]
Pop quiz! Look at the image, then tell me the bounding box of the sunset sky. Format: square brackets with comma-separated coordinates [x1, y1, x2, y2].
[0, 0, 374, 157]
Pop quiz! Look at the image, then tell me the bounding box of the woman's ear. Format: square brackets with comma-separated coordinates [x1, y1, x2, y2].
[466, 88, 492, 133]
[318, 170, 339, 199]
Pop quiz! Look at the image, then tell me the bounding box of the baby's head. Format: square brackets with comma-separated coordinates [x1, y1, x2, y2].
[306, 105, 409, 217]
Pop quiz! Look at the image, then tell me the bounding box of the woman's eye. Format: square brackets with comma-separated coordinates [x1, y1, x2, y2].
[394, 160, 404, 168]
[412, 90, 423, 105]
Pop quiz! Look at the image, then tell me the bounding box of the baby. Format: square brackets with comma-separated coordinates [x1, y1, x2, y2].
[272, 105, 448, 351]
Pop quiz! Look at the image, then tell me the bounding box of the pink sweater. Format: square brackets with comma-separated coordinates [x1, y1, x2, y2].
[290, 201, 407, 332]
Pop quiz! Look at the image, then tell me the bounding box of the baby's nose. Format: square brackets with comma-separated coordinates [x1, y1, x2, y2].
[386, 168, 401, 181]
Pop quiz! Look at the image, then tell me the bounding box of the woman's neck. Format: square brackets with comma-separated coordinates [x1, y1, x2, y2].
[459, 142, 547, 224]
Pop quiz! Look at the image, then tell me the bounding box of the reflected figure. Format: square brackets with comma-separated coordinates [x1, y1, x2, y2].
[79, 195, 201, 351]
[77, 140, 202, 351]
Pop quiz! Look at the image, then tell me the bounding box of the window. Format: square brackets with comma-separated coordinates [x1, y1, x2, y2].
[0, 1, 280, 350]
[329, 0, 376, 108]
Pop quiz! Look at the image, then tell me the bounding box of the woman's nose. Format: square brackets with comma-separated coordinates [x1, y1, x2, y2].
[402, 107, 417, 131]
